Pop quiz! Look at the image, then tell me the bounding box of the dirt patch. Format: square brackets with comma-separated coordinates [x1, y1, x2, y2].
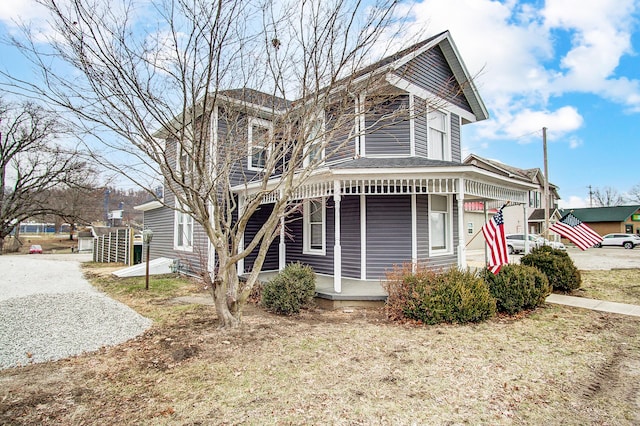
[1, 300, 639, 425]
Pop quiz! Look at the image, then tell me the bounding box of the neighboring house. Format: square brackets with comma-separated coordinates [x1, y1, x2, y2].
[462, 155, 561, 250]
[560, 206, 640, 237]
[136, 31, 541, 299]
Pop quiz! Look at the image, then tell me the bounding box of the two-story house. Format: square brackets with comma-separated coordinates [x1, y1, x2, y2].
[136, 31, 540, 303]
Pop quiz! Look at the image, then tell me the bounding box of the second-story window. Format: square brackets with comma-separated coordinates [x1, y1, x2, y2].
[248, 117, 272, 171]
[428, 109, 449, 161]
[304, 114, 325, 167]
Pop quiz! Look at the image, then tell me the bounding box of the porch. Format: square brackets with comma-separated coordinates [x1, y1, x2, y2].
[253, 270, 387, 309]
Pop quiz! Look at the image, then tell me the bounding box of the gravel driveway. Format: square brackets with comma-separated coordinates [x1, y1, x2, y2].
[0, 254, 151, 369]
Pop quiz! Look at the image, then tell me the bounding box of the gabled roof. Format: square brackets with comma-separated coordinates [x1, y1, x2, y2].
[218, 88, 290, 111]
[351, 31, 488, 122]
[528, 208, 561, 222]
[463, 154, 560, 195]
[560, 206, 640, 223]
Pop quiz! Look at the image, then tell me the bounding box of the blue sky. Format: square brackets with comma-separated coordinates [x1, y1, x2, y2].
[1, 0, 640, 206]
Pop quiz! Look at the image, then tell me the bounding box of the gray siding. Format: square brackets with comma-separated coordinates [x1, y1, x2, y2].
[364, 96, 411, 157]
[340, 196, 361, 278]
[244, 204, 280, 272]
[396, 45, 472, 114]
[366, 195, 412, 279]
[451, 113, 461, 163]
[325, 102, 357, 163]
[285, 198, 335, 275]
[144, 205, 208, 276]
[414, 97, 428, 157]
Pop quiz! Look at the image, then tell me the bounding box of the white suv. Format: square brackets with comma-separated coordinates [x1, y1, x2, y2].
[596, 233, 640, 249]
[505, 234, 541, 254]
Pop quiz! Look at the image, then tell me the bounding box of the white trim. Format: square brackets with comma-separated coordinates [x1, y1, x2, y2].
[428, 194, 453, 256]
[333, 181, 342, 293]
[303, 110, 326, 168]
[386, 74, 477, 123]
[359, 92, 366, 156]
[427, 108, 451, 161]
[409, 93, 415, 156]
[173, 204, 194, 252]
[360, 194, 367, 280]
[411, 194, 417, 271]
[303, 198, 326, 255]
[247, 117, 273, 172]
[134, 200, 162, 211]
[354, 95, 360, 157]
[457, 178, 466, 268]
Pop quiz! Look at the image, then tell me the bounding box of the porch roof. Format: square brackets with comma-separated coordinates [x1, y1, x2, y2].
[236, 159, 537, 206]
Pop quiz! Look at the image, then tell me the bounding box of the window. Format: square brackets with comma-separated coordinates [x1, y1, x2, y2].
[303, 198, 325, 255]
[176, 140, 192, 173]
[248, 118, 272, 171]
[304, 113, 325, 167]
[175, 208, 193, 251]
[429, 194, 451, 252]
[428, 110, 449, 161]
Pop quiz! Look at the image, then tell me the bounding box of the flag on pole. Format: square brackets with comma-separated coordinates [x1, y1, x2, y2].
[549, 212, 602, 250]
[482, 204, 509, 274]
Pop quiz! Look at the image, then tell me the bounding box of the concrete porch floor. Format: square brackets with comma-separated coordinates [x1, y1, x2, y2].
[253, 270, 387, 309]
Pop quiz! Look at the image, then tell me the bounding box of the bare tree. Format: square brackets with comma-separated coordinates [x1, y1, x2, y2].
[2, 0, 465, 327]
[593, 186, 624, 207]
[627, 184, 640, 204]
[0, 98, 91, 253]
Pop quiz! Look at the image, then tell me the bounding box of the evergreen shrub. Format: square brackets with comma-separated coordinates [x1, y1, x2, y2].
[521, 245, 581, 292]
[483, 264, 551, 314]
[261, 262, 316, 315]
[383, 264, 496, 325]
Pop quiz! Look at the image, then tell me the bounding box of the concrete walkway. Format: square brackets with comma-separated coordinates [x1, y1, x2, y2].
[546, 294, 640, 317]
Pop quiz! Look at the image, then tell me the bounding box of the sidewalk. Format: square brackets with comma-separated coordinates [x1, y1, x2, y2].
[546, 294, 640, 317]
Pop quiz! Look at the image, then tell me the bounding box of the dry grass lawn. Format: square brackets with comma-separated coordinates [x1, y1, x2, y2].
[1, 267, 639, 425]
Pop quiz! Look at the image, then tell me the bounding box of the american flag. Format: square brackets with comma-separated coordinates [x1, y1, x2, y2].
[549, 212, 602, 251]
[482, 205, 509, 274]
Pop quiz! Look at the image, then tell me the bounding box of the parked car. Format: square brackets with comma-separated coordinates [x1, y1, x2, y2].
[505, 234, 541, 254]
[596, 233, 640, 249]
[533, 235, 566, 251]
[29, 244, 43, 254]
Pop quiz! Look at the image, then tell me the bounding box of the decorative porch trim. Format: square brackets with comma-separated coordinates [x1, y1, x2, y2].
[464, 179, 528, 204]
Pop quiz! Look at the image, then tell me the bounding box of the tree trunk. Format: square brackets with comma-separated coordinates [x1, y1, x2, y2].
[213, 281, 241, 328]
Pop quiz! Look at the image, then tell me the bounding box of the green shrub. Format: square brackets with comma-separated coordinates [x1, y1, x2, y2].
[483, 264, 551, 314]
[383, 264, 496, 325]
[521, 245, 582, 292]
[261, 262, 316, 315]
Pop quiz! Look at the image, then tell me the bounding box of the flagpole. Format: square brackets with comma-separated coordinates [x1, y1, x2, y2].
[543, 127, 550, 240]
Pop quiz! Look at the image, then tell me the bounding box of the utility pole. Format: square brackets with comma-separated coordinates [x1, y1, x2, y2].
[588, 185, 594, 207]
[543, 127, 550, 240]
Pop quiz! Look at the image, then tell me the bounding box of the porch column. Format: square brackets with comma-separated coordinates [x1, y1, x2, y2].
[333, 180, 342, 293]
[279, 189, 286, 270]
[457, 178, 467, 269]
[279, 217, 286, 270]
[237, 194, 245, 276]
[523, 203, 530, 254]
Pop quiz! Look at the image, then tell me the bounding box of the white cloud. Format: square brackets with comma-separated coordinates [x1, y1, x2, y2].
[391, 0, 640, 140]
[558, 195, 590, 209]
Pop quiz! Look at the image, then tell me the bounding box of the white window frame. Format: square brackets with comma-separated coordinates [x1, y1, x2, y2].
[429, 194, 453, 255]
[303, 198, 326, 255]
[303, 111, 326, 168]
[174, 205, 194, 252]
[247, 117, 273, 172]
[427, 109, 450, 161]
[176, 139, 192, 174]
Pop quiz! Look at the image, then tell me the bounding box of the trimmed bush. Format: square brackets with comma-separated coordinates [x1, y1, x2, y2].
[383, 264, 496, 325]
[483, 264, 551, 314]
[521, 245, 582, 292]
[261, 262, 316, 315]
